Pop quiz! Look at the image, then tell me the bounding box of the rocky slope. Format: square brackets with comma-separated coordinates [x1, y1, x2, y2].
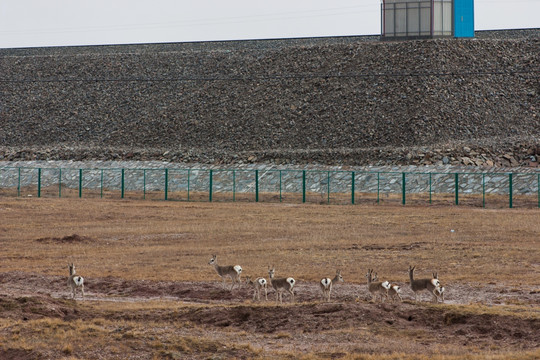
[0, 31, 538, 167]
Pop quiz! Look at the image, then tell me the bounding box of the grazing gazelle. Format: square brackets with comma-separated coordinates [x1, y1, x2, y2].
[366, 269, 390, 303]
[208, 255, 242, 290]
[245, 276, 268, 301]
[320, 270, 344, 302]
[388, 283, 403, 302]
[408, 266, 440, 302]
[268, 266, 296, 304]
[67, 263, 84, 300]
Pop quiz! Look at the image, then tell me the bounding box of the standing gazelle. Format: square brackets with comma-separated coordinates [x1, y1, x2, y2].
[366, 269, 390, 303]
[408, 266, 440, 302]
[434, 285, 445, 303]
[366, 269, 390, 302]
[388, 283, 403, 302]
[68, 263, 84, 300]
[208, 255, 242, 290]
[245, 276, 268, 301]
[320, 270, 344, 302]
[268, 266, 296, 304]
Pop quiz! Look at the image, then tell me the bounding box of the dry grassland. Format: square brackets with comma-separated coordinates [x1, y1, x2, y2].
[0, 198, 539, 359]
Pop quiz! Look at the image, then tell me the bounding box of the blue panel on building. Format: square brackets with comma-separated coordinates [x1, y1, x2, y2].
[454, 0, 474, 37]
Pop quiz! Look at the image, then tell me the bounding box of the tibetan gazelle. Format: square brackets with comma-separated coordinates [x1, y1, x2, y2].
[320, 270, 344, 302]
[434, 285, 445, 303]
[366, 269, 390, 303]
[388, 283, 403, 302]
[208, 255, 242, 290]
[245, 276, 268, 301]
[408, 266, 441, 302]
[268, 266, 296, 304]
[68, 263, 85, 300]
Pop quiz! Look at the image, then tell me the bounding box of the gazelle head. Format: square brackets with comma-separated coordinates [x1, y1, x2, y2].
[69, 263, 75, 276]
[268, 266, 275, 279]
[335, 270, 344, 283]
[208, 254, 217, 265]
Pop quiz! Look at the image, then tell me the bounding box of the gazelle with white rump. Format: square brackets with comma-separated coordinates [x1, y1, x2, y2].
[387, 283, 403, 302]
[408, 266, 441, 302]
[320, 270, 344, 302]
[67, 263, 85, 300]
[245, 276, 268, 301]
[434, 285, 445, 303]
[366, 269, 390, 303]
[208, 254, 242, 290]
[268, 266, 296, 304]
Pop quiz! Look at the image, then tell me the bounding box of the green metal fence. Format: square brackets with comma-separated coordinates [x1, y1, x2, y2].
[1, 166, 539, 208]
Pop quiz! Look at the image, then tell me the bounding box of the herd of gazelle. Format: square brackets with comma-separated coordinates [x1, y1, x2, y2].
[207, 255, 445, 304]
[65, 257, 445, 304]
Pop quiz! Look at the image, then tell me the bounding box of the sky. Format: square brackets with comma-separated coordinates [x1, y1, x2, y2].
[0, 0, 539, 49]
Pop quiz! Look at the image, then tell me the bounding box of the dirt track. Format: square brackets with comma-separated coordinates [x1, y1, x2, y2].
[1, 270, 539, 359]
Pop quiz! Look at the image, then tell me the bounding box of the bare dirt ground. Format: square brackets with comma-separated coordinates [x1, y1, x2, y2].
[1, 271, 539, 360]
[0, 198, 539, 359]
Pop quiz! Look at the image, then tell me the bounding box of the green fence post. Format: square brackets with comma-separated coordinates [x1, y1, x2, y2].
[100, 170, 104, 198]
[302, 170, 306, 203]
[402, 172, 406, 205]
[279, 170, 282, 202]
[508, 173, 514, 209]
[482, 173, 486, 208]
[59, 169, 62, 198]
[187, 169, 191, 202]
[17, 168, 20, 197]
[209, 170, 213, 202]
[120, 169, 125, 199]
[429, 173, 432, 204]
[351, 171, 355, 205]
[255, 170, 259, 202]
[143, 170, 146, 200]
[327, 171, 330, 204]
[38, 168, 41, 197]
[454, 173, 459, 205]
[164, 169, 168, 201]
[79, 169, 83, 198]
[509, 173, 513, 209]
[233, 170, 236, 202]
[377, 172, 380, 204]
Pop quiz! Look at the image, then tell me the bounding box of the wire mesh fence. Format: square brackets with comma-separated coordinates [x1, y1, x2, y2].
[0, 166, 539, 208]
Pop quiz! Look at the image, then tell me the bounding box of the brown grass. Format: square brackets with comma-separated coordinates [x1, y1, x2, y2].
[0, 198, 538, 285]
[0, 197, 539, 359]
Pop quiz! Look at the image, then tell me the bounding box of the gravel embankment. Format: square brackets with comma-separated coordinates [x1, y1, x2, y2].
[0, 30, 538, 167]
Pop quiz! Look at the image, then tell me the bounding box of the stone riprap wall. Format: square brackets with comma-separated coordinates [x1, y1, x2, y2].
[1, 161, 538, 197]
[0, 32, 539, 167]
